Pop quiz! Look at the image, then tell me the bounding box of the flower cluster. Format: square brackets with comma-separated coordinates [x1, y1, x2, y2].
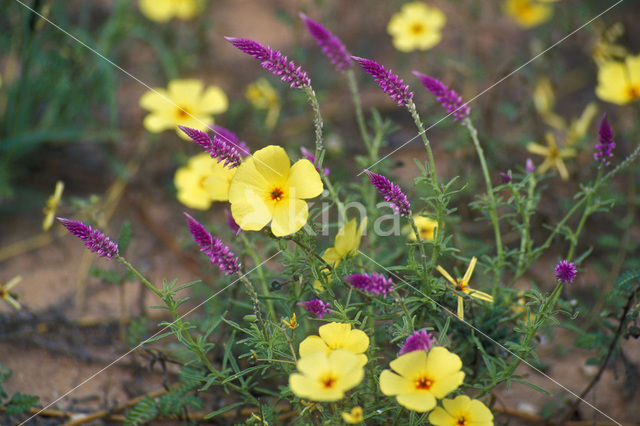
[179, 125, 244, 168]
[554, 259, 577, 284]
[353, 57, 413, 106]
[297, 298, 332, 318]
[413, 71, 470, 121]
[226, 37, 311, 88]
[398, 329, 435, 355]
[184, 213, 241, 275]
[300, 13, 352, 71]
[594, 114, 615, 165]
[364, 170, 411, 216]
[57, 218, 119, 259]
[343, 272, 393, 297]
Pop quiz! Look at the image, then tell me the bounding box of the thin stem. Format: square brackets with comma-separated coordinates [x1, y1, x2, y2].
[346, 69, 371, 149]
[303, 85, 325, 170]
[515, 174, 536, 277]
[117, 255, 163, 298]
[322, 174, 346, 222]
[566, 169, 603, 262]
[464, 118, 503, 290]
[240, 233, 275, 320]
[409, 215, 430, 288]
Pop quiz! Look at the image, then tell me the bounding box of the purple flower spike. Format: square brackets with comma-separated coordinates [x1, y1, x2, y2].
[57, 217, 119, 259]
[298, 298, 332, 318]
[412, 71, 470, 121]
[299, 13, 352, 71]
[184, 213, 241, 275]
[398, 329, 435, 356]
[225, 209, 241, 235]
[526, 158, 535, 173]
[179, 126, 243, 168]
[554, 260, 577, 284]
[225, 37, 310, 88]
[364, 170, 411, 216]
[300, 147, 329, 175]
[352, 56, 413, 106]
[211, 125, 251, 157]
[594, 113, 615, 165]
[499, 172, 512, 184]
[343, 272, 394, 297]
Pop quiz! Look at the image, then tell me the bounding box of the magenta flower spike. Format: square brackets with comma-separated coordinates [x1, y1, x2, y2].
[398, 329, 435, 355]
[352, 56, 413, 106]
[184, 213, 241, 275]
[299, 13, 353, 71]
[300, 147, 329, 175]
[594, 113, 615, 165]
[57, 217, 119, 259]
[499, 172, 512, 184]
[211, 125, 251, 157]
[297, 298, 332, 318]
[525, 158, 535, 173]
[412, 71, 470, 121]
[225, 209, 241, 235]
[343, 272, 394, 297]
[179, 126, 243, 168]
[364, 170, 411, 216]
[554, 260, 577, 284]
[225, 37, 311, 88]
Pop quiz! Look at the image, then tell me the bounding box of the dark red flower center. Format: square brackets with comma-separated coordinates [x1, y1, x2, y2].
[271, 188, 284, 201]
[414, 376, 433, 390]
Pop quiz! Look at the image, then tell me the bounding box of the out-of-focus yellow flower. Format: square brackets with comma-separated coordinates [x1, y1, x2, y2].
[436, 257, 494, 320]
[503, 0, 553, 29]
[512, 291, 536, 323]
[533, 78, 565, 130]
[527, 133, 576, 180]
[592, 23, 627, 66]
[140, 79, 228, 140]
[403, 215, 437, 241]
[43, 180, 64, 231]
[429, 395, 494, 426]
[246, 78, 280, 130]
[228, 145, 323, 237]
[565, 102, 597, 145]
[283, 312, 299, 329]
[289, 349, 364, 402]
[299, 322, 369, 367]
[0, 276, 22, 310]
[174, 153, 236, 210]
[379, 347, 465, 412]
[596, 55, 640, 105]
[138, 0, 201, 22]
[387, 2, 446, 52]
[342, 406, 364, 424]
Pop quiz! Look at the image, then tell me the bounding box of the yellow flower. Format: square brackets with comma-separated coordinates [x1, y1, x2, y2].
[387, 2, 446, 52]
[342, 406, 364, 424]
[228, 145, 323, 237]
[289, 349, 364, 402]
[379, 347, 465, 412]
[436, 257, 494, 320]
[526, 133, 576, 180]
[138, 0, 200, 22]
[592, 23, 627, 66]
[140, 79, 228, 140]
[428, 395, 494, 426]
[404, 215, 437, 241]
[299, 322, 369, 368]
[503, 0, 553, 29]
[43, 180, 64, 231]
[283, 312, 299, 330]
[246, 78, 280, 130]
[595, 55, 640, 105]
[0, 276, 22, 310]
[174, 153, 236, 210]
[314, 217, 367, 291]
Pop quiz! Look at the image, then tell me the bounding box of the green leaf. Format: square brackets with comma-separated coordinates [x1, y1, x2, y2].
[4, 393, 39, 416]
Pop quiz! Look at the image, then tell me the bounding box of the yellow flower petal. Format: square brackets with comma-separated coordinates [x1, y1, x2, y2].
[143, 113, 175, 133]
[457, 296, 464, 320]
[389, 350, 429, 377]
[252, 145, 290, 183]
[299, 335, 329, 358]
[271, 197, 308, 237]
[428, 406, 455, 426]
[139, 88, 171, 111]
[526, 143, 549, 156]
[341, 406, 363, 424]
[468, 289, 494, 303]
[462, 256, 477, 284]
[168, 79, 203, 106]
[379, 369, 413, 395]
[199, 86, 229, 115]
[436, 266, 458, 288]
[396, 392, 436, 413]
[288, 159, 324, 199]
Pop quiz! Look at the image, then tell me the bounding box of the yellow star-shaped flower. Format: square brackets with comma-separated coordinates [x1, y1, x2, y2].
[436, 257, 493, 320]
[526, 133, 576, 180]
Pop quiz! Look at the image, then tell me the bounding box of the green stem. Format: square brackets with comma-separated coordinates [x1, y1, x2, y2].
[323, 174, 346, 222]
[566, 169, 603, 262]
[463, 119, 503, 290]
[406, 100, 445, 275]
[346, 69, 371, 149]
[117, 255, 163, 298]
[240, 233, 275, 320]
[303, 85, 325, 170]
[515, 174, 536, 277]
[409, 215, 430, 288]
